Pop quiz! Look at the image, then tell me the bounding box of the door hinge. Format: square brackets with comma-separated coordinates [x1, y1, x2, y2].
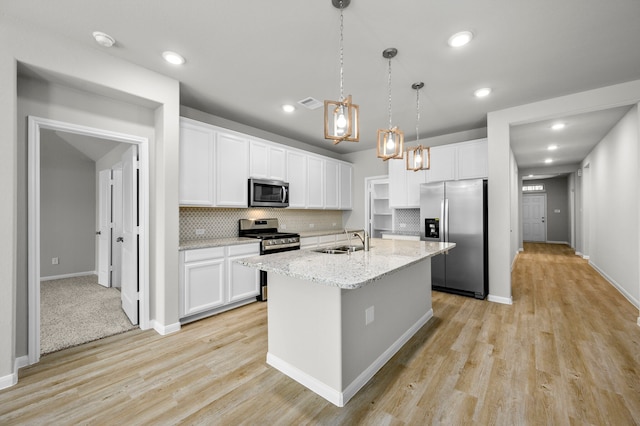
[135, 160, 140, 170]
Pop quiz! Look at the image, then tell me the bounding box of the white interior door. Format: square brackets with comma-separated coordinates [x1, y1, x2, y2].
[111, 164, 123, 289]
[523, 194, 546, 242]
[121, 145, 138, 325]
[97, 169, 111, 287]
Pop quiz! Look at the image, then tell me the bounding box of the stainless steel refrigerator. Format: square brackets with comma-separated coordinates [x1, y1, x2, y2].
[419, 179, 488, 299]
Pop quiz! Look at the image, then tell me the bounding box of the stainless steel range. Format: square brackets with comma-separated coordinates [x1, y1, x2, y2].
[238, 218, 300, 301]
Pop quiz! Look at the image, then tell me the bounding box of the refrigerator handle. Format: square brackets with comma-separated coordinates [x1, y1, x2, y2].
[440, 200, 445, 243]
[444, 198, 449, 242]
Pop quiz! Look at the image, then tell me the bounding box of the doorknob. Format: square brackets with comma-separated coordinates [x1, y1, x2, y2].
[117, 237, 124, 242]
[96, 231, 101, 235]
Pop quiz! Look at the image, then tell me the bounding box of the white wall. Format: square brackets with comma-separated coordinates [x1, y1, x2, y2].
[582, 105, 639, 307]
[1, 14, 180, 386]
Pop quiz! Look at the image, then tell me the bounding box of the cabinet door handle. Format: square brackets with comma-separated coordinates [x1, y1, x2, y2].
[117, 237, 124, 243]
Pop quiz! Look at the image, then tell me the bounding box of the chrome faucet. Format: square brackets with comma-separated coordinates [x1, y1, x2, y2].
[351, 230, 370, 251]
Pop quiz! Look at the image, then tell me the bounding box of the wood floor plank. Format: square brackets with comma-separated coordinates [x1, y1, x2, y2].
[1, 242, 639, 425]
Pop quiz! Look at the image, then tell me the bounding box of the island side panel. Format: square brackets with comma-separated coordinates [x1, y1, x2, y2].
[267, 274, 343, 393]
[341, 258, 432, 392]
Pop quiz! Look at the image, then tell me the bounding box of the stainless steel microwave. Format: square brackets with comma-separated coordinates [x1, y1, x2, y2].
[248, 178, 289, 208]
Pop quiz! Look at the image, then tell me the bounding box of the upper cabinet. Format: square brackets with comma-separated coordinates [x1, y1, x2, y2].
[215, 131, 249, 207]
[427, 138, 488, 183]
[179, 117, 353, 210]
[388, 138, 487, 208]
[179, 118, 249, 208]
[249, 140, 286, 181]
[179, 120, 215, 206]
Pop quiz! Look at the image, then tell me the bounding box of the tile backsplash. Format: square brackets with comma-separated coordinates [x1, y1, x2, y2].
[393, 208, 420, 233]
[180, 207, 344, 241]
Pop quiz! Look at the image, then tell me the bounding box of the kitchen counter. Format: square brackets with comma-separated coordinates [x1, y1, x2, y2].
[238, 239, 454, 289]
[239, 238, 454, 407]
[179, 237, 257, 251]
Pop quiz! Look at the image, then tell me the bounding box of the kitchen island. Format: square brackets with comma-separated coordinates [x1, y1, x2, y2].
[238, 238, 455, 407]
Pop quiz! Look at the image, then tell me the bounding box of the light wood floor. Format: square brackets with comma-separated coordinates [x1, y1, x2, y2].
[2, 243, 639, 425]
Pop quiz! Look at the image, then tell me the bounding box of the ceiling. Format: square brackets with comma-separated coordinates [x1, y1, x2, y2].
[6, 0, 640, 171]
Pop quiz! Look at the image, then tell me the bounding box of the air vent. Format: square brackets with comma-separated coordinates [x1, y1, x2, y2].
[297, 97, 323, 110]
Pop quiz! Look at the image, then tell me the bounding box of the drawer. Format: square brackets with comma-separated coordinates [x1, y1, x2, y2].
[184, 246, 225, 262]
[227, 242, 260, 257]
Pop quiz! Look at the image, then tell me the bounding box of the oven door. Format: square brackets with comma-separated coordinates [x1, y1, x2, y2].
[249, 178, 289, 208]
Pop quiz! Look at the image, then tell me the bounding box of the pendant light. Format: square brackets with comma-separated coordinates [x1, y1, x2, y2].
[406, 82, 430, 171]
[324, 0, 359, 144]
[377, 48, 403, 161]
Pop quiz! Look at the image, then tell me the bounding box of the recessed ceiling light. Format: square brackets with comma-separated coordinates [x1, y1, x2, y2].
[162, 51, 186, 65]
[544, 158, 553, 164]
[528, 174, 534, 177]
[551, 123, 566, 130]
[548, 144, 558, 151]
[474, 87, 492, 98]
[448, 31, 474, 47]
[282, 104, 296, 113]
[92, 31, 115, 48]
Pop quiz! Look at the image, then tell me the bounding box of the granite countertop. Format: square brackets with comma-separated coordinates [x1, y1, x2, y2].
[179, 237, 259, 251]
[237, 238, 455, 289]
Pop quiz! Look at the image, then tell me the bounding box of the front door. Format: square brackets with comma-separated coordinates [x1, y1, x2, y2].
[523, 194, 546, 242]
[120, 145, 139, 325]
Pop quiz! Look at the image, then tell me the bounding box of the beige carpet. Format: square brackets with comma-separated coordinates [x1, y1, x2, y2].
[40, 275, 137, 355]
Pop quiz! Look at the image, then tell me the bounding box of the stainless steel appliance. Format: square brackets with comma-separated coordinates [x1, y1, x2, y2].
[420, 179, 488, 299]
[248, 178, 289, 208]
[238, 218, 300, 301]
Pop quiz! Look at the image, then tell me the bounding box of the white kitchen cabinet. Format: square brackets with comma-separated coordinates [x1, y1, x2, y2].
[300, 236, 318, 249]
[180, 242, 260, 321]
[286, 150, 307, 208]
[339, 162, 353, 210]
[427, 144, 457, 183]
[179, 119, 215, 206]
[226, 244, 260, 303]
[179, 118, 250, 207]
[250, 140, 286, 181]
[307, 156, 324, 209]
[389, 158, 426, 208]
[215, 131, 250, 207]
[324, 159, 340, 209]
[180, 247, 226, 317]
[456, 138, 488, 180]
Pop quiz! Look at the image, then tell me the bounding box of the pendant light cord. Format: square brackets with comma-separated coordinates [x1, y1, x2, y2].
[387, 58, 393, 129]
[339, 0, 344, 102]
[415, 87, 420, 143]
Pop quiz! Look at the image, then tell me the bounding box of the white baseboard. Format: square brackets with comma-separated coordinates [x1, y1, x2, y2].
[637, 317, 640, 327]
[40, 271, 96, 281]
[511, 251, 520, 271]
[151, 320, 181, 335]
[15, 355, 29, 370]
[546, 240, 570, 245]
[518, 247, 524, 252]
[267, 309, 434, 407]
[589, 261, 640, 310]
[0, 371, 17, 390]
[488, 294, 513, 305]
[582, 254, 590, 260]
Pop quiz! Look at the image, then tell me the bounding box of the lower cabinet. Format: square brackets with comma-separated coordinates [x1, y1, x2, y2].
[179, 243, 260, 321]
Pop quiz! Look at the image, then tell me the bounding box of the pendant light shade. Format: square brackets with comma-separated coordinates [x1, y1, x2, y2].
[377, 48, 403, 161]
[324, 0, 359, 144]
[406, 82, 430, 171]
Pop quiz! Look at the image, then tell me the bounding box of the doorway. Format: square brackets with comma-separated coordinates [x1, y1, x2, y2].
[522, 193, 547, 242]
[28, 116, 149, 365]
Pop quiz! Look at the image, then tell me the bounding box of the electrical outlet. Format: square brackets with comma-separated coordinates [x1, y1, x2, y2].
[309, 223, 315, 228]
[280, 224, 287, 229]
[52, 257, 59, 265]
[195, 229, 205, 235]
[332, 222, 337, 227]
[400, 223, 406, 228]
[365, 306, 375, 325]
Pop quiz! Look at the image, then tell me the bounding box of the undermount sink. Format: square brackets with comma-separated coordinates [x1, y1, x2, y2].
[314, 245, 364, 254]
